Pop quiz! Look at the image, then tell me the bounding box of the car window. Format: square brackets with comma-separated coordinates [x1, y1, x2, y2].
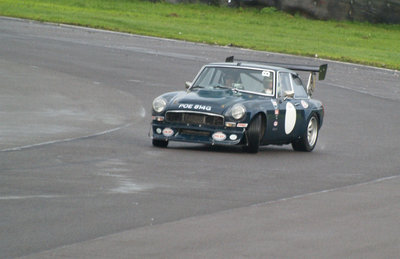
[195, 67, 238, 87]
[277, 72, 292, 97]
[292, 74, 308, 99]
[193, 67, 275, 96]
[195, 67, 215, 87]
[240, 71, 266, 93]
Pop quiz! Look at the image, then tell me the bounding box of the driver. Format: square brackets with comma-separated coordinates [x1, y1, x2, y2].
[224, 73, 236, 87]
[263, 77, 273, 94]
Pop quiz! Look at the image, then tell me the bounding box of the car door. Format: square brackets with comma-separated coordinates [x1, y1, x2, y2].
[275, 72, 304, 140]
[290, 73, 310, 136]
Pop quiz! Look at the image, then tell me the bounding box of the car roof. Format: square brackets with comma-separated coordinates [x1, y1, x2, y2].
[205, 62, 295, 74]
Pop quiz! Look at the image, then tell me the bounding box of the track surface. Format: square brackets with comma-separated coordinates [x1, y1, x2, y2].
[1, 17, 400, 258]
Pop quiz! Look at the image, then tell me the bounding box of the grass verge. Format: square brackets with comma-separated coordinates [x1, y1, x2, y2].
[1, 0, 399, 70]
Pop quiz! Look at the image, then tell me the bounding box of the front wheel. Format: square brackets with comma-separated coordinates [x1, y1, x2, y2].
[292, 115, 319, 152]
[243, 114, 262, 153]
[152, 139, 168, 148]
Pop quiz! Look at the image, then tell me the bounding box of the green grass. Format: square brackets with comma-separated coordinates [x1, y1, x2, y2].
[1, 0, 399, 70]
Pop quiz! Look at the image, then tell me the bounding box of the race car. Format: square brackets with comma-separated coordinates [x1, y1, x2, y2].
[150, 56, 327, 153]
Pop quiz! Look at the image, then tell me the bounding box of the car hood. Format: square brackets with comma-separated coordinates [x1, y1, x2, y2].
[166, 89, 260, 114]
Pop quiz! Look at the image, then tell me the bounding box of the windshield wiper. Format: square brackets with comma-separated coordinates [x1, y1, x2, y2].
[213, 84, 230, 89]
[191, 85, 205, 89]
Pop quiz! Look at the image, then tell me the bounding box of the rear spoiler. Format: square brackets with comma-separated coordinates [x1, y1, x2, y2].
[225, 56, 327, 96]
[225, 56, 327, 80]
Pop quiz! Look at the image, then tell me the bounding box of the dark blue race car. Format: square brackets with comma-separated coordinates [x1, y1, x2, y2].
[150, 56, 327, 153]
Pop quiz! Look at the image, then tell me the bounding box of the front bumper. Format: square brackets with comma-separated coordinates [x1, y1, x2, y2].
[151, 121, 246, 145]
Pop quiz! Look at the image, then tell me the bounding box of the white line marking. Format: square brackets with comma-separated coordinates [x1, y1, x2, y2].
[1, 123, 132, 152]
[0, 195, 63, 200]
[323, 82, 399, 101]
[251, 174, 400, 208]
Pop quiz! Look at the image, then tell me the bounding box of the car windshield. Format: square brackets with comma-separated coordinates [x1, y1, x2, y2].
[191, 66, 275, 96]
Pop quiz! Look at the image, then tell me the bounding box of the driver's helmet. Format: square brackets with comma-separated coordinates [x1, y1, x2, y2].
[223, 71, 237, 87]
[263, 76, 273, 88]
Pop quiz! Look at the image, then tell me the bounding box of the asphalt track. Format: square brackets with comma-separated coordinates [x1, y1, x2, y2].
[1, 17, 400, 258]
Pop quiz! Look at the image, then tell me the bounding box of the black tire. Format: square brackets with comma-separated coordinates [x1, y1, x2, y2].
[292, 114, 319, 152]
[152, 139, 168, 148]
[243, 114, 262, 153]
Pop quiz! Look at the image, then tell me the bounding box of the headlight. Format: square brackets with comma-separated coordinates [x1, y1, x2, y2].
[231, 104, 246, 120]
[152, 97, 167, 113]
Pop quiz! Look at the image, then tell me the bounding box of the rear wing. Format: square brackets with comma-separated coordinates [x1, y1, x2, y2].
[225, 56, 327, 96]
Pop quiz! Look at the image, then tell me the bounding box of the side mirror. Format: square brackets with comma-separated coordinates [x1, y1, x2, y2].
[185, 81, 192, 89]
[284, 90, 295, 100]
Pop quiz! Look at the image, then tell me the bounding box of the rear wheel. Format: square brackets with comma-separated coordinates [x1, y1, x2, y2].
[243, 114, 262, 153]
[152, 139, 168, 148]
[292, 114, 319, 152]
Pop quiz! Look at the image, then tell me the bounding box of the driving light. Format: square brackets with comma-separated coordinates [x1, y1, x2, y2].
[152, 97, 167, 113]
[229, 134, 238, 141]
[231, 104, 246, 120]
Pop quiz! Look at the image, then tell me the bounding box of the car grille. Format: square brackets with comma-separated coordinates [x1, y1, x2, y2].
[165, 111, 224, 127]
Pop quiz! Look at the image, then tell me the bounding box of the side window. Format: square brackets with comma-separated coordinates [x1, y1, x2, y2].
[277, 72, 292, 97]
[292, 74, 308, 99]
